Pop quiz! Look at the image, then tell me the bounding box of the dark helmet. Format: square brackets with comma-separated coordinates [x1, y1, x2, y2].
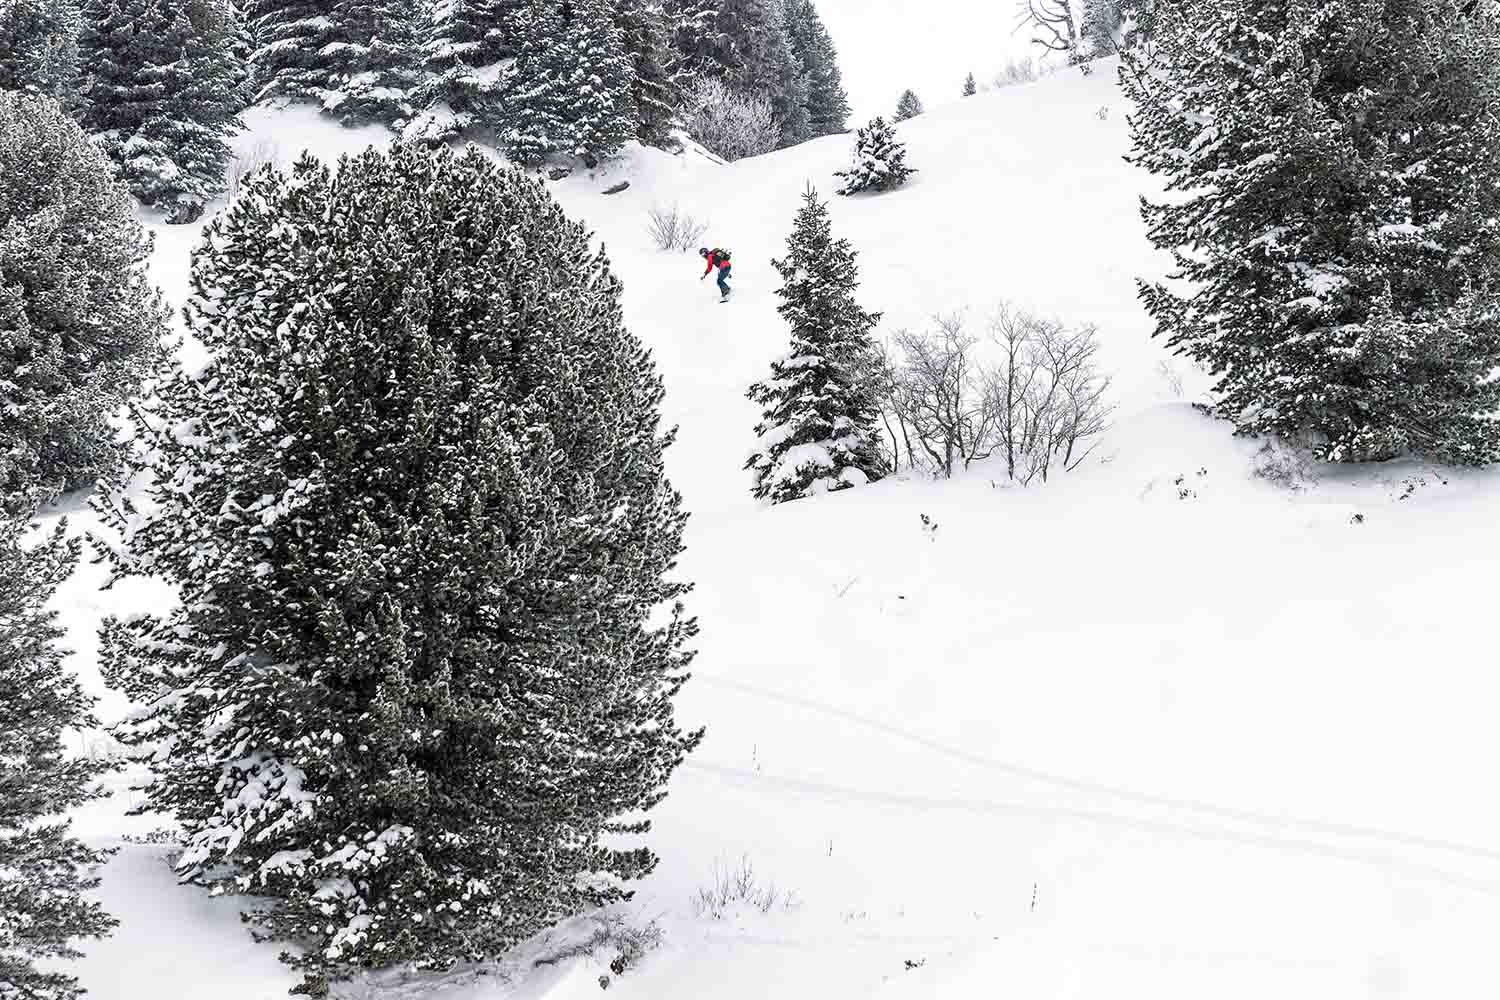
[699, 247, 710, 256]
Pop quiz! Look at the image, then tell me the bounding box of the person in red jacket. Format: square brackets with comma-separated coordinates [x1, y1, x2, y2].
[699, 247, 731, 301]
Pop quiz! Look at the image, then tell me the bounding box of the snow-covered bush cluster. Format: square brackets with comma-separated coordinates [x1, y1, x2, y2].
[680, 76, 780, 162]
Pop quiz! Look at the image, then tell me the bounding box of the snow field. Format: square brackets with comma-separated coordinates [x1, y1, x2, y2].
[54, 62, 1500, 998]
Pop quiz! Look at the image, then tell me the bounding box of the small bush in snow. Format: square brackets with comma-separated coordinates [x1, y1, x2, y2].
[692, 856, 798, 919]
[94, 145, 701, 978]
[834, 116, 915, 196]
[0, 91, 167, 506]
[993, 55, 1041, 88]
[681, 76, 779, 162]
[1251, 438, 1318, 492]
[646, 202, 710, 252]
[223, 138, 280, 205]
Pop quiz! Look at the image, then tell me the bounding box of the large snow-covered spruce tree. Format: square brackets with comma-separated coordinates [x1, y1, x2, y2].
[242, 0, 345, 105]
[421, 0, 523, 126]
[0, 514, 117, 1000]
[0, 91, 166, 501]
[746, 186, 886, 502]
[834, 115, 914, 195]
[1125, 0, 1500, 464]
[615, 0, 678, 147]
[501, 0, 635, 165]
[782, 0, 847, 135]
[78, 0, 243, 221]
[94, 145, 700, 978]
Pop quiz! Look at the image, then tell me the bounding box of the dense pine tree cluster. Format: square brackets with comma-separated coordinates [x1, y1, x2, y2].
[1126, 0, 1500, 464]
[0, 0, 80, 100]
[94, 145, 701, 980]
[746, 186, 886, 502]
[834, 115, 914, 195]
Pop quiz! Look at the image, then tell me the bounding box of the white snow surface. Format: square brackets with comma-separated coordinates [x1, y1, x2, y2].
[52, 63, 1500, 999]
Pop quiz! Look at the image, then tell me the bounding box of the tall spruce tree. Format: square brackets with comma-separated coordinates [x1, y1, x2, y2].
[893, 87, 922, 121]
[0, 513, 117, 1000]
[0, 0, 81, 102]
[746, 185, 886, 502]
[1125, 0, 1500, 464]
[616, 1, 678, 148]
[501, 0, 635, 164]
[783, 0, 847, 135]
[416, 0, 518, 137]
[332, 0, 424, 125]
[665, 0, 778, 91]
[767, 0, 810, 146]
[94, 144, 700, 982]
[834, 115, 914, 195]
[79, 0, 243, 221]
[0, 91, 167, 500]
[242, 0, 344, 104]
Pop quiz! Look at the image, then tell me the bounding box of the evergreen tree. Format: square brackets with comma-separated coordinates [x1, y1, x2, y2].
[1080, 0, 1122, 56]
[767, 0, 809, 146]
[1125, 0, 1500, 465]
[242, 0, 344, 105]
[0, 91, 167, 500]
[415, 0, 522, 139]
[665, 0, 777, 92]
[834, 115, 914, 195]
[782, 0, 847, 135]
[615, 1, 677, 147]
[962, 71, 977, 96]
[501, 0, 634, 164]
[0, 0, 81, 103]
[332, 0, 424, 125]
[79, 0, 243, 221]
[746, 185, 886, 502]
[95, 144, 700, 982]
[0, 512, 117, 1000]
[893, 87, 922, 121]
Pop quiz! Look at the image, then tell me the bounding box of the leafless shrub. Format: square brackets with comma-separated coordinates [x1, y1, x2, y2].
[879, 304, 1113, 484]
[533, 914, 663, 973]
[1251, 438, 1318, 492]
[225, 139, 280, 205]
[682, 77, 779, 162]
[992, 56, 1041, 88]
[693, 855, 798, 920]
[646, 202, 710, 252]
[1156, 359, 1185, 398]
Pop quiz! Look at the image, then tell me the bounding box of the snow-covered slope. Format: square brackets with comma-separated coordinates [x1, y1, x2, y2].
[57, 64, 1500, 999]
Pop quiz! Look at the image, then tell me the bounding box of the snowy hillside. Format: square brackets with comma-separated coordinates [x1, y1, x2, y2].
[55, 62, 1500, 1000]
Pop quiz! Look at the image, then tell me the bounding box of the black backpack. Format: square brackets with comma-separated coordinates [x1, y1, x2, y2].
[712, 247, 732, 263]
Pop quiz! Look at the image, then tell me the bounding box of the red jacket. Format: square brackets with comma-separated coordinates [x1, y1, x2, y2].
[702, 251, 730, 275]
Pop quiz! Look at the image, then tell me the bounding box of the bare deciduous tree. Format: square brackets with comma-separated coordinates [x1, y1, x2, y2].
[879, 305, 1112, 484]
[1014, 0, 1080, 55]
[646, 202, 710, 252]
[681, 77, 779, 162]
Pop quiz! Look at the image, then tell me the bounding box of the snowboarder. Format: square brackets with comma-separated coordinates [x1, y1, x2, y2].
[700, 246, 732, 301]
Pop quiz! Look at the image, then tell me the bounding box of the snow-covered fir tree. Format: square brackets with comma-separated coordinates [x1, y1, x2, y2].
[78, 0, 243, 221]
[1125, 0, 1500, 464]
[242, 0, 344, 104]
[767, 0, 811, 146]
[501, 0, 634, 165]
[834, 115, 914, 195]
[0, 512, 117, 1000]
[615, 0, 677, 147]
[746, 185, 886, 503]
[893, 87, 922, 121]
[0, 91, 166, 500]
[962, 71, 977, 96]
[0, 0, 81, 102]
[330, 0, 424, 125]
[782, 0, 846, 136]
[94, 145, 701, 983]
[421, 0, 522, 130]
[665, 0, 777, 91]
